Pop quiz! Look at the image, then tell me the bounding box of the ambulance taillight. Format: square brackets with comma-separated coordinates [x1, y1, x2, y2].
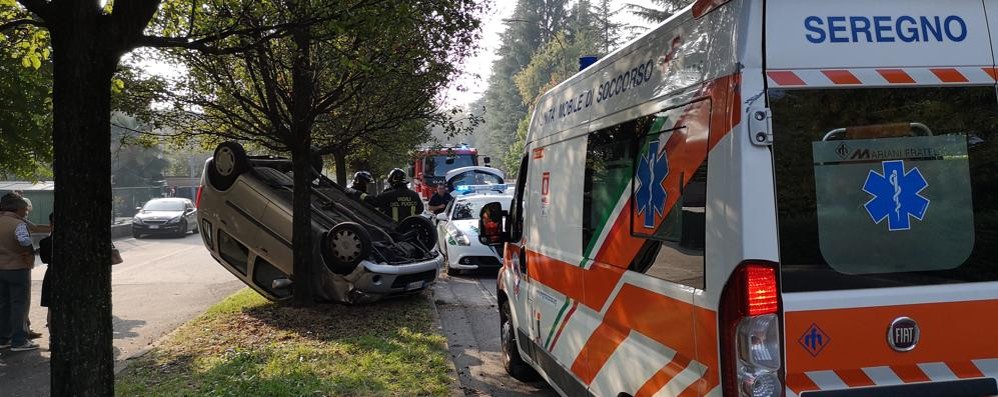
[720, 262, 783, 397]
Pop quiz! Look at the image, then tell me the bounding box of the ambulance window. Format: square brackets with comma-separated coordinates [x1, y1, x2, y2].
[627, 119, 707, 289]
[510, 155, 528, 241]
[583, 120, 637, 252]
[771, 86, 998, 292]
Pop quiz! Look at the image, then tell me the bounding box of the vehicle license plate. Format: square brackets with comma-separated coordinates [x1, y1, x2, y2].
[406, 281, 423, 291]
[149, 225, 159, 229]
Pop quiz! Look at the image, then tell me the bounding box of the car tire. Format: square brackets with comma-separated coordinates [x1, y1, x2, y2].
[132, 231, 141, 239]
[176, 220, 188, 237]
[397, 216, 437, 249]
[192, 222, 200, 234]
[322, 222, 372, 275]
[500, 300, 538, 381]
[208, 141, 249, 191]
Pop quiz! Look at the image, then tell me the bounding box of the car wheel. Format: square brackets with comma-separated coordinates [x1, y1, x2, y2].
[208, 141, 249, 190]
[192, 222, 200, 234]
[500, 301, 538, 381]
[176, 220, 188, 237]
[322, 222, 372, 275]
[132, 231, 141, 239]
[397, 216, 437, 249]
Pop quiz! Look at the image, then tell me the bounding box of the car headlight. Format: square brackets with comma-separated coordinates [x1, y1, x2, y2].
[167, 217, 181, 224]
[132, 218, 143, 225]
[448, 229, 471, 246]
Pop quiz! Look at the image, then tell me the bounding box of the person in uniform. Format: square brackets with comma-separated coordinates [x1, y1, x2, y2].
[367, 168, 424, 222]
[345, 171, 374, 201]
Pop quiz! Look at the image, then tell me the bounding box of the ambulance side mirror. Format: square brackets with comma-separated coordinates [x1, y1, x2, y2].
[478, 202, 508, 246]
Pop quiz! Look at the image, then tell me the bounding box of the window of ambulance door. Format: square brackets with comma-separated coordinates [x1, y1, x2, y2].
[510, 155, 529, 242]
[582, 110, 706, 289]
[770, 86, 998, 291]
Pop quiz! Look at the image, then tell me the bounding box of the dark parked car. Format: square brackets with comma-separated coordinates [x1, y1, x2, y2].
[132, 198, 199, 238]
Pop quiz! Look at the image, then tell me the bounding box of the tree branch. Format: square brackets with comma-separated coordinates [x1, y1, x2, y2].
[0, 18, 46, 32]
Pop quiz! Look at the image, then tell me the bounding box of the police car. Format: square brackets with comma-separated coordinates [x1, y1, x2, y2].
[433, 166, 510, 275]
[435, 192, 512, 275]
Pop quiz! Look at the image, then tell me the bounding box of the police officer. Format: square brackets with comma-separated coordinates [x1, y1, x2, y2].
[345, 171, 374, 201]
[368, 168, 424, 222]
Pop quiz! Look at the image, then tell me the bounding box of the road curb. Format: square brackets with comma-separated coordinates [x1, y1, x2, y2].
[426, 282, 466, 397]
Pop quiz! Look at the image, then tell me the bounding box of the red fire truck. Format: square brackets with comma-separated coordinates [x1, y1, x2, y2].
[409, 144, 485, 199]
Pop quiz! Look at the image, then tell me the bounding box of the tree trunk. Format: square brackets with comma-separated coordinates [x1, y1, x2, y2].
[289, 145, 315, 306]
[289, 10, 315, 307]
[48, 15, 118, 397]
[334, 151, 347, 186]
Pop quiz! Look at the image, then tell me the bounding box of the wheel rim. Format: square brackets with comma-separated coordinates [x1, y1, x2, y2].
[215, 147, 235, 176]
[332, 230, 362, 262]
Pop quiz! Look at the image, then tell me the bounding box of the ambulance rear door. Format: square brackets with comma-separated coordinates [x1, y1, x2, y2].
[766, 1, 998, 396]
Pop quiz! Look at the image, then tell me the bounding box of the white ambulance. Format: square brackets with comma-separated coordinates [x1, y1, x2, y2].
[475, 0, 998, 396]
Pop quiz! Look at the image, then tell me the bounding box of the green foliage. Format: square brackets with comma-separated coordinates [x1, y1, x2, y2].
[0, 55, 51, 180]
[626, 0, 694, 24]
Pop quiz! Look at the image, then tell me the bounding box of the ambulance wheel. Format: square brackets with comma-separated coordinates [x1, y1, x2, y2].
[500, 301, 538, 381]
[208, 141, 249, 191]
[322, 222, 371, 275]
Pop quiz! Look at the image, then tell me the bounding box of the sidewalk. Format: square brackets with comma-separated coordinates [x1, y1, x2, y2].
[0, 235, 242, 397]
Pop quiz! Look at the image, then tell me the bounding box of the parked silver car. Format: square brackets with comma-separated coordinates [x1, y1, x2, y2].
[196, 142, 442, 304]
[132, 198, 199, 238]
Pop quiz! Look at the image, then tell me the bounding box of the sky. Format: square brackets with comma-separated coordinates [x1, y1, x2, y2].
[132, 0, 662, 108]
[439, 0, 659, 107]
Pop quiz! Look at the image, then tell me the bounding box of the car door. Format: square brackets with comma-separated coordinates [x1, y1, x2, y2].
[184, 201, 196, 231]
[436, 199, 456, 257]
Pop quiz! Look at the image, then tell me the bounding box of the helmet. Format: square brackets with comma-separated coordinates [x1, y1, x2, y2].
[352, 171, 374, 185]
[387, 168, 408, 187]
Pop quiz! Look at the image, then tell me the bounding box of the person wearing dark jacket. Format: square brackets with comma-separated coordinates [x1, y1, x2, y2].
[345, 171, 374, 201]
[367, 168, 424, 222]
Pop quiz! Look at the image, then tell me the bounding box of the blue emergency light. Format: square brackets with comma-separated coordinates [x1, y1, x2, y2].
[454, 184, 508, 195]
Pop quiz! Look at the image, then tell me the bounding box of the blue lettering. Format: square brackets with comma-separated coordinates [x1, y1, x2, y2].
[873, 16, 895, 42]
[828, 16, 848, 43]
[945, 16, 967, 41]
[850, 16, 872, 42]
[805, 16, 826, 43]
[921, 16, 943, 41]
[644, 60, 654, 81]
[896, 16, 919, 42]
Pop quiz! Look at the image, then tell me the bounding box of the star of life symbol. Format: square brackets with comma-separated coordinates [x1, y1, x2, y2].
[635, 140, 669, 228]
[862, 160, 930, 231]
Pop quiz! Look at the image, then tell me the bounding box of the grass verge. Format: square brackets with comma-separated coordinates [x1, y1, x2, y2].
[116, 289, 454, 396]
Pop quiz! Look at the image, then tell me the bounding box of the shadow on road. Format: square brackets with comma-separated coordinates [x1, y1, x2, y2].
[112, 316, 146, 340]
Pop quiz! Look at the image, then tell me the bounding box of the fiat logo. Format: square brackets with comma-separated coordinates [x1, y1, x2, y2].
[887, 317, 919, 352]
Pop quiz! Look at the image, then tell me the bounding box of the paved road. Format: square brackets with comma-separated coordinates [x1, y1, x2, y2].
[433, 270, 557, 397]
[0, 233, 244, 397]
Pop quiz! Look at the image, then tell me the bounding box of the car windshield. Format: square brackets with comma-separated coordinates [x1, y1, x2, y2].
[425, 154, 476, 177]
[770, 86, 998, 292]
[451, 198, 510, 221]
[144, 200, 184, 211]
[451, 201, 481, 220]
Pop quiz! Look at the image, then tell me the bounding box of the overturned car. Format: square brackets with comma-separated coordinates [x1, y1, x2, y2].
[196, 142, 441, 304]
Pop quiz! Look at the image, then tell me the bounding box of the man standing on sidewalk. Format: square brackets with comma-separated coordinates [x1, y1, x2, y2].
[0, 195, 39, 352]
